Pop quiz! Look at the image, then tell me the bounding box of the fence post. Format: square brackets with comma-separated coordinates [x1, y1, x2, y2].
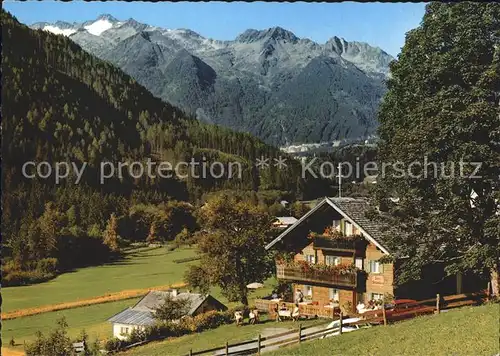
[382, 303, 387, 326]
[225, 341, 229, 355]
[436, 294, 440, 314]
[339, 311, 343, 335]
[189, 349, 192, 356]
[257, 334, 261, 355]
[487, 282, 491, 301]
[298, 323, 302, 343]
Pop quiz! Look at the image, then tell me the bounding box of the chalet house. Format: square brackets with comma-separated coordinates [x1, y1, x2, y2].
[265, 197, 485, 314]
[107, 289, 227, 340]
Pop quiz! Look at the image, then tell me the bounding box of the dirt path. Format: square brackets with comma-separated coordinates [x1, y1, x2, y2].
[2, 282, 186, 320]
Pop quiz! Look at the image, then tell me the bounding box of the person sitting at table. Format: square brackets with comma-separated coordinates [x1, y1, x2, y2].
[249, 309, 259, 324]
[367, 299, 376, 310]
[291, 304, 300, 322]
[273, 304, 281, 322]
[234, 311, 243, 326]
[356, 301, 366, 314]
[295, 289, 304, 303]
[280, 303, 288, 311]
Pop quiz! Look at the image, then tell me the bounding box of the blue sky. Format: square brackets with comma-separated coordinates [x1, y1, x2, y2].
[4, 1, 426, 57]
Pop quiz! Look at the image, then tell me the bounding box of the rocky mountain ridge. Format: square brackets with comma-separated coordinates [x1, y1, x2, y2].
[32, 15, 394, 145]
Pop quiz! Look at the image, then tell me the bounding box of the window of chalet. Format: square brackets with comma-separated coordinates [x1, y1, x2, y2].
[367, 260, 382, 274]
[355, 258, 363, 269]
[332, 220, 341, 231]
[120, 327, 129, 335]
[305, 254, 315, 264]
[325, 255, 341, 266]
[371, 293, 383, 301]
[304, 285, 313, 297]
[329, 288, 339, 302]
[344, 221, 353, 236]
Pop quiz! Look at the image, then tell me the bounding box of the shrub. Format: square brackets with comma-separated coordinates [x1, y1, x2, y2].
[187, 310, 232, 332]
[2, 269, 54, 287]
[104, 337, 123, 352]
[127, 328, 147, 344]
[36, 258, 58, 274]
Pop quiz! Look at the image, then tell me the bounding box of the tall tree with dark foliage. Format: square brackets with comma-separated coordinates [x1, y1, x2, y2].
[375, 3, 500, 294]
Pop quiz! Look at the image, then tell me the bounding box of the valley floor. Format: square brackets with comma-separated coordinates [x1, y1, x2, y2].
[1, 246, 275, 353]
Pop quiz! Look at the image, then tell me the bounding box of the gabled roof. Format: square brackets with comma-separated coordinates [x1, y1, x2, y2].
[108, 291, 227, 326]
[265, 197, 391, 255]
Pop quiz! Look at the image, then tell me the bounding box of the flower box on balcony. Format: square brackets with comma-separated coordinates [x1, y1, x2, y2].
[276, 261, 364, 288]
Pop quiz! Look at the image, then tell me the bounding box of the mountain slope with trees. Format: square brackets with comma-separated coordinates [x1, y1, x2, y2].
[1, 10, 322, 285]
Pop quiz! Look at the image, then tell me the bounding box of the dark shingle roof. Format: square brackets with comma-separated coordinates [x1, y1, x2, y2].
[327, 197, 390, 253]
[266, 197, 391, 254]
[132, 291, 211, 315]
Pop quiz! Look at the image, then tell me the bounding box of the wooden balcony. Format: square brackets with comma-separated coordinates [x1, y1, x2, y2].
[312, 236, 361, 252]
[276, 263, 358, 288]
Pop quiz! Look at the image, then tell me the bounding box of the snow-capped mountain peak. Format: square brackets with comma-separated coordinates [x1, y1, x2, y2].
[29, 15, 394, 146]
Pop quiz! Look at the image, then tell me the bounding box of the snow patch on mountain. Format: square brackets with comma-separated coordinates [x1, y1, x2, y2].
[84, 19, 114, 36]
[42, 25, 77, 37]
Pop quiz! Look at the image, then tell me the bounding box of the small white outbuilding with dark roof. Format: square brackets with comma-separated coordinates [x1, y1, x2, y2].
[108, 289, 227, 339]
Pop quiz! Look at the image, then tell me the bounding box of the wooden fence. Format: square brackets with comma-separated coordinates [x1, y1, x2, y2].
[186, 290, 488, 355]
[184, 320, 343, 356]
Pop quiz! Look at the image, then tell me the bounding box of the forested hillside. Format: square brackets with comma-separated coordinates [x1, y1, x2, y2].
[1, 10, 324, 285]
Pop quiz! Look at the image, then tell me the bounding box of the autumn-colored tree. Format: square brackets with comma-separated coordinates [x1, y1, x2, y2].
[290, 201, 310, 219]
[103, 214, 119, 252]
[146, 221, 158, 244]
[185, 193, 274, 305]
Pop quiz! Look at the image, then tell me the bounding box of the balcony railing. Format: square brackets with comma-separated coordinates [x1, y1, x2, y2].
[312, 236, 361, 251]
[276, 263, 358, 288]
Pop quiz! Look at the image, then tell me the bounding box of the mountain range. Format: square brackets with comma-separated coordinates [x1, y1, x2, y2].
[32, 14, 394, 146]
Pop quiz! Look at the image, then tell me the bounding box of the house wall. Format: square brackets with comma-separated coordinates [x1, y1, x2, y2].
[289, 221, 395, 310]
[363, 242, 394, 303]
[112, 323, 145, 340]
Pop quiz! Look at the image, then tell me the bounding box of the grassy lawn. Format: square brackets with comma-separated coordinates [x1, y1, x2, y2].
[2, 246, 198, 313]
[2, 278, 277, 349]
[266, 303, 500, 356]
[1, 244, 278, 353]
[2, 297, 141, 349]
[123, 318, 325, 356]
